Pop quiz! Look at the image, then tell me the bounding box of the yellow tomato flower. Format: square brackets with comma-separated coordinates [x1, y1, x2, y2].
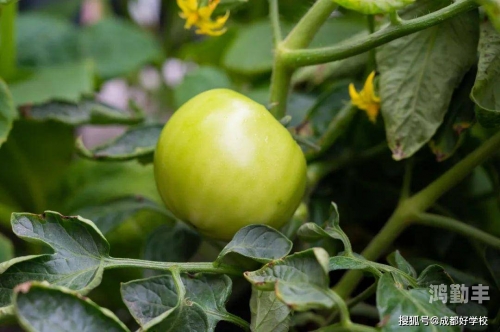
[177, 0, 230, 36]
[349, 71, 381, 123]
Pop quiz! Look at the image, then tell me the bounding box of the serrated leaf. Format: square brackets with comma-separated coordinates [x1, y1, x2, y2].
[14, 282, 129, 332]
[73, 195, 172, 235]
[377, 1, 479, 160]
[9, 61, 94, 107]
[416, 265, 454, 288]
[329, 255, 371, 271]
[471, 21, 500, 127]
[215, 225, 292, 266]
[387, 251, 417, 278]
[0, 211, 109, 308]
[80, 17, 162, 79]
[297, 203, 352, 252]
[250, 289, 290, 332]
[122, 273, 242, 331]
[377, 273, 459, 332]
[20, 99, 144, 126]
[76, 123, 162, 163]
[248, 247, 337, 312]
[429, 67, 476, 161]
[0, 78, 16, 148]
[334, 0, 415, 14]
[275, 281, 336, 311]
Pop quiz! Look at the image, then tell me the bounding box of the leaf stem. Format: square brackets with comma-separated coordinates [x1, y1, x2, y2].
[414, 213, 500, 250]
[281, 0, 479, 67]
[399, 157, 414, 203]
[269, 0, 337, 118]
[334, 130, 500, 298]
[0, 1, 16, 80]
[104, 257, 243, 276]
[327, 289, 351, 327]
[221, 313, 250, 331]
[269, 0, 282, 45]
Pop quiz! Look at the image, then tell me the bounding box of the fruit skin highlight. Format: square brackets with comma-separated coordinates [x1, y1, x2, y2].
[154, 89, 307, 240]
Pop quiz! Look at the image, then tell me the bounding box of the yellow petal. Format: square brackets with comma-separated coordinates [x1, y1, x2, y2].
[365, 104, 380, 123]
[349, 83, 361, 105]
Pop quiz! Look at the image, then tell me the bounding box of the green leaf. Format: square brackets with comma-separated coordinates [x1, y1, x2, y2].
[377, 1, 479, 160]
[478, 0, 500, 32]
[173, 66, 232, 109]
[429, 67, 476, 161]
[250, 289, 290, 332]
[73, 195, 171, 235]
[329, 255, 372, 271]
[9, 61, 94, 107]
[20, 99, 144, 126]
[387, 251, 417, 278]
[297, 203, 352, 253]
[0, 211, 109, 308]
[377, 273, 459, 332]
[334, 0, 415, 14]
[79, 17, 162, 79]
[471, 21, 500, 127]
[223, 17, 365, 75]
[76, 123, 162, 163]
[244, 248, 334, 310]
[17, 13, 81, 68]
[214, 225, 292, 266]
[0, 78, 16, 148]
[121, 273, 242, 331]
[416, 265, 454, 288]
[143, 223, 201, 266]
[14, 282, 129, 332]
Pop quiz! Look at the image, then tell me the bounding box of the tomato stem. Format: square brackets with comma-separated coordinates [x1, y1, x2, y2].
[0, 2, 17, 80]
[269, 0, 337, 119]
[414, 213, 500, 250]
[104, 257, 244, 276]
[280, 0, 479, 67]
[334, 130, 500, 298]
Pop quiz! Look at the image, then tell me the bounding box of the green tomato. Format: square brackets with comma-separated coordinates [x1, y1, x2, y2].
[154, 89, 307, 240]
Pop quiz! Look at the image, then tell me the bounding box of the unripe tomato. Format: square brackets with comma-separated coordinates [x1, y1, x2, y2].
[154, 89, 307, 240]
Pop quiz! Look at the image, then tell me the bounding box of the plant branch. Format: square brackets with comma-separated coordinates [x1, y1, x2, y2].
[269, 0, 337, 119]
[104, 257, 243, 276]
[0, 1, 17, 80]
[269, 0, 282, 45]
[281, 0, 479, 67]
[334, 130, 500, 298]
[411, 131, 500, 212]
[399, 157, 414, 203]
[414, 213, 500, 250]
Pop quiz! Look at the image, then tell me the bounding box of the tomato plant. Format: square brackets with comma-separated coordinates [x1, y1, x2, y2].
[0, 0, 499, 331]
